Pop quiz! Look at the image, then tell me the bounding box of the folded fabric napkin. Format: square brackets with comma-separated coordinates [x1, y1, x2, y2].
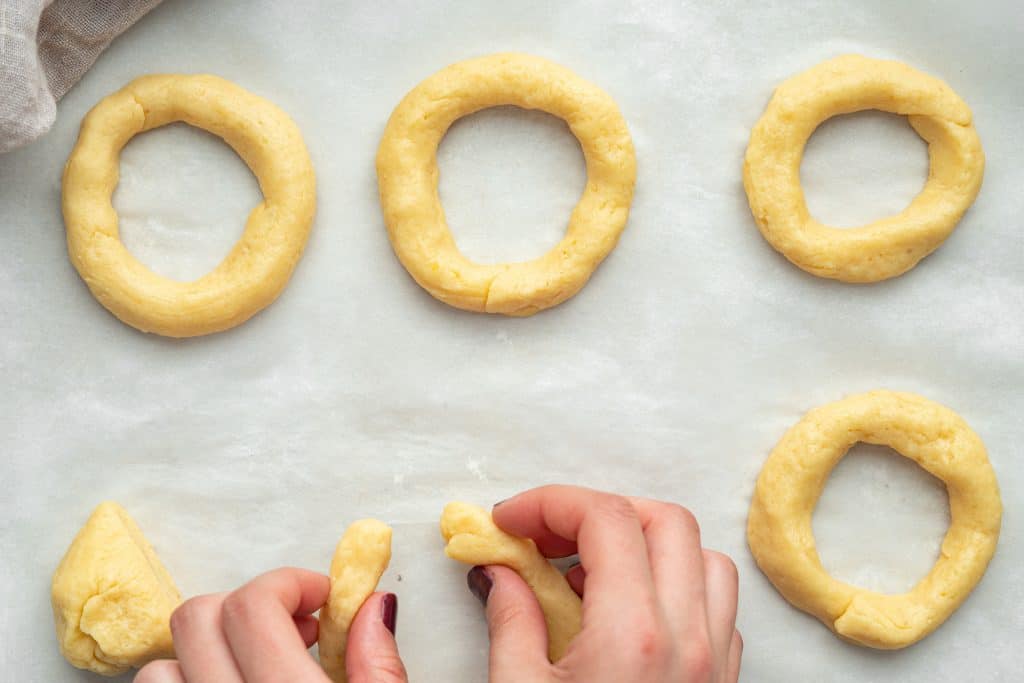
[0, 0, 161, 153]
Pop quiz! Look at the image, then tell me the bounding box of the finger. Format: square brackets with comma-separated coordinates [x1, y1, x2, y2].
[702, 550, 739, 672]
[492, 485, 656, 625]
[133, 659, 186, 683]
[221, 568, 332, 683]
[346, 592, 407, 683]
[725, 630, 743, 683]
[471, 566, 550, 678]
[169, 593, 243, 683]
[565, 563, 585, 597]
[493, 491, 577, 558]
[628, 499, 707, 635]
[295, 615, 320, 648]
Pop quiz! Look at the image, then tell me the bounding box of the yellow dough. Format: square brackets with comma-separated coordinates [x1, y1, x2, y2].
[377, 53, 637, 316]
[51, 502, 181, 675]
[747, 391, 1002, 649]
[743, 55, 984, 282]
[440, 502, 582, 661]
[62, 74, 316, 337]
[319, 520, 392, 683]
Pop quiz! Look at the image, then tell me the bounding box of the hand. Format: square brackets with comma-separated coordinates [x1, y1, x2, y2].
[473, 485, 742, 683]
[135, 567, 407, 683]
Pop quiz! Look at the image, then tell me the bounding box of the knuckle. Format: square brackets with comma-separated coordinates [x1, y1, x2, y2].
[622, 618, 673, 673]
[662, 503, 700, 536]
[682, 639, 714, 681]
[169, 594, 218, 635]
[487, 600, 527, 636]
[636, 626, 669, 659]
[363, 651, 408, 683]
[220, 588, 257, 629]
[595, 494, 640, 526]
[705, 550, 739, 585]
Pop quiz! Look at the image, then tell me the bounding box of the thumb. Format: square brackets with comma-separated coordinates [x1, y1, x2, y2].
[345, 592, 408, 683]
[469, 565, 550, 681]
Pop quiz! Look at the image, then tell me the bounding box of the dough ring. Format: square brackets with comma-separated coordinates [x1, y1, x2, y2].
[440, 502, 582, 661]
[51, 502, 181, 675]
[743, 55, 984, 282]
[62, 74, 316, 337]
[747, 390, 1002, 649]
[319, 520, 392, 683]
[377, 53, 637, 316]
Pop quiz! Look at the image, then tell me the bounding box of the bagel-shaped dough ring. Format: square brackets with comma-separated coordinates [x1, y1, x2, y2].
[62, 74, 316, 337]
[743, 55, 984, 282]
[377, 53, 636, 316]
[747, 390, 1002, 649]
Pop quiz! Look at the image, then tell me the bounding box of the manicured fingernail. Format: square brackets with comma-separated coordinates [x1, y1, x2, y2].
[467, 566, 493, 605]
[381, 593, 397, 635]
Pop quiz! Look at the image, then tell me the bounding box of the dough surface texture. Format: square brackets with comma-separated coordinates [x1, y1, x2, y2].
[319, 519, 392, 683]
[62, 74, 316, 337]
[441, 501, 582, 661]
[747, 390, 1002, 649]
[377, 53, 636, 316]
[743, 55, 984, 282]
[51, 501, 181, 675]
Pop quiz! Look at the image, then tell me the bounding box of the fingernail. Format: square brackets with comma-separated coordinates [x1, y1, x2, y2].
[381, 593, 397, 636]
[467, 566, 493, 605]
[567, 561, 581, 572]
[493, 498, 509, 508]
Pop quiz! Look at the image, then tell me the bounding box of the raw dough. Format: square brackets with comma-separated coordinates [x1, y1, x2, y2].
[440, 501, 582, 661]
[743, 55, 984, 282]
[51, 501, 181, 675]
[377, 53, 637, 316]
[62, 74, 316, 337]
[319, 519, 392, 683]
[747, 390, 1002, 649]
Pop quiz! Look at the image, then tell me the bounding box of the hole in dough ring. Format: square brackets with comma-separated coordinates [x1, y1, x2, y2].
[743, 55, 984, 283]
[747, 390, 1002, 649]
[62, 74, 317, 337]
[376, 53, 637, 316]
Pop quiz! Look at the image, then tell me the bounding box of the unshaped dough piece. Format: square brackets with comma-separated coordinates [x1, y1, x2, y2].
[51, 501, 181, 676]
[319, 519, 392, 683]
[440, 502, 582, 661]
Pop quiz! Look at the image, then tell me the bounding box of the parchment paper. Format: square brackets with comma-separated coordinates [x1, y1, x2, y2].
[1, 1, 1021, 681]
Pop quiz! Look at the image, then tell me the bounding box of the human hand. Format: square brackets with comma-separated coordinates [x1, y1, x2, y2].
[134, 567, 406, 683]
[469, 485, 742, 683]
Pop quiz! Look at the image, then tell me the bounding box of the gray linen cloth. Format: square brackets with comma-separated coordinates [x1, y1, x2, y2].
[0, 0, 161, 153]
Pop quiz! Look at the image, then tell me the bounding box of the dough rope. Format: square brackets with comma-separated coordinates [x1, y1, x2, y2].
[440, 502, 582, 661]
[62, 74, 316, 337]
[319, 519, 392, 683]
[377, 53, 637, 316]
[51, 502, 181, 676]
[747, 390, 1002, 649]
[743, 55, 984, 282]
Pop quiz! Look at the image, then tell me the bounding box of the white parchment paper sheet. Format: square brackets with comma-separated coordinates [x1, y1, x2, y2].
[1, 1, 1021, 681]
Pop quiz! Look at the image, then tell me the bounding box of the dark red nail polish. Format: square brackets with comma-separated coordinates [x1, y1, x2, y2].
[381, 593, 397, 636]
[467, 566, 493, 605]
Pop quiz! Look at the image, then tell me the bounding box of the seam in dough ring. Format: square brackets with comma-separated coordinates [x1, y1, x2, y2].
[319, 519, 392, 683]
[743, 55, 984, 282]
[62, 74, 317, 337]
[440, 501, 582, 661]
[377, 53, 637, 316]
[747, 390, 1002, 649]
